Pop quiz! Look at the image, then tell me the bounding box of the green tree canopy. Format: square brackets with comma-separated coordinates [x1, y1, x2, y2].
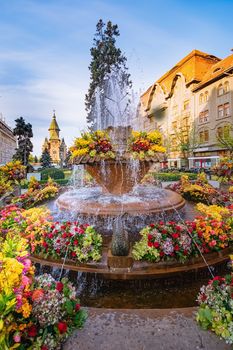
[13, 117, 33, 167]
[85, 19, 132, 130]
[40, 148, 52, 169]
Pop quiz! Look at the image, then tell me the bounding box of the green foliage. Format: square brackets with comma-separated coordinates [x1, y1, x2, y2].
[153, 172, 197, 181]
[40, 148, 52, 169]
[85, 19, 131, 129]
[13, 117, 33, 167]
[41, 168, 65, 181]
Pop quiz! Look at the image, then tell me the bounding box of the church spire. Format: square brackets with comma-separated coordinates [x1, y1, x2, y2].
[49, 110, 60, 140]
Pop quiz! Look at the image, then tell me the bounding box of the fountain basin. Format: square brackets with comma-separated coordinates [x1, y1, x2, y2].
[56, 186, 185, 235]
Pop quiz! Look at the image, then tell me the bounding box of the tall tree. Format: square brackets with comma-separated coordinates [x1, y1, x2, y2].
[40, 148, 52, 169]
[85, 19, 132, 130]
[40, 148, 52, 168]
[13, 117, 33, 167]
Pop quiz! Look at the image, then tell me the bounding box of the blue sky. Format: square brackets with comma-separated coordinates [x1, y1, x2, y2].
[0, 0, 233, 155]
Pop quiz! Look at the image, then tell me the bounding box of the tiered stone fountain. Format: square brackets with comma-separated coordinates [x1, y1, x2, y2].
[57, 126, 185, 239]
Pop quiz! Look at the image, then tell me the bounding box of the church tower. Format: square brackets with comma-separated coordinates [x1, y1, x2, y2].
[42, 111, 67, 165]
[48, 112, 60, 163]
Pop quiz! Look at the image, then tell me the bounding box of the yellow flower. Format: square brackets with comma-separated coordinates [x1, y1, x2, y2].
[196, 203, 229, 221]
[150, 144, 166, 153]
[147, 130, 162, 143]
[71, 148, 89, 158]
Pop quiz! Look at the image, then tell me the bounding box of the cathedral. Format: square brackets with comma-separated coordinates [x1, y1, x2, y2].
[42, 112, 67, 164]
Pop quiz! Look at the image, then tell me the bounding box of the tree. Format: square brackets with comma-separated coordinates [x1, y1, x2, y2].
[13, 117, 33, 167]
[34, 155, 38, 163]
[166, 121, 200, 167]
[40, 148, 52, 169]
[216, 124, 233, 158]
[85, 19, 132, 130]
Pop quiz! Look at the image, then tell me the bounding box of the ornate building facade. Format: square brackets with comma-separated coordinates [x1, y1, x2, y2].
[0, 115, 16, 165]
[42, 112, 67, 165]
[139, 50, 233, 168]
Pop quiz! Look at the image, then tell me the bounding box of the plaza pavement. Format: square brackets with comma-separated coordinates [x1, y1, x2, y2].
[64, 307, 231, 350]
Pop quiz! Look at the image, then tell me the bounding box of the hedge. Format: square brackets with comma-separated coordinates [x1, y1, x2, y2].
[153, 172, 198, 181]
[41, 168, 65, 181]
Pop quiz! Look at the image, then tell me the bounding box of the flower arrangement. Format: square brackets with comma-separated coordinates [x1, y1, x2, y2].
[132, 209, 233, 262]
[35, 221, 103, 263]
[212, 157, 233, 181]
[132, 221, 194, 263]
[192, 216, 232, 253]
[70, 130, 115, 160]
[0, 234, 87, 350]
[0, 160, 26, 183]
[128, 130, 166, 159]
[168, 173, 217, 204]
[197, 270, 233, 344]
[12, 177, 59, 209]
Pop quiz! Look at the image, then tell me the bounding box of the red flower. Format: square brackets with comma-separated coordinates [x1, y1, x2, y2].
[75, 303, 81, 311]
[153, 242, 160, 248]
[62, 233, 67, 238]
[71, 251, 77, 257]
[148, 234, 153, 241]
[160, 251, 165, 257]
[150, 224, 155, 228]
[148, 242, 153, 247]
[73, 240, 78, 246]
[58, 321, 68, 334]
[27, 325, 37, 337]
[174, 244, 180, 251]
[172, 233, 179, 239]
[42, 242, 48, 248]
[41, 346, 49, 350]
[56, 282, 64, 293]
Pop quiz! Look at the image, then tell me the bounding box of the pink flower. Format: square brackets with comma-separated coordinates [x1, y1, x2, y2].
[13, 332, 21, 343]
[209, 240, 217, 247]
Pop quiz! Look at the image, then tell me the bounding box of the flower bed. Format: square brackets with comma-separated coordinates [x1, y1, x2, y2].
[128, 130, 166, 159]
[132, 205, 233, 263]
[167, 173, 233, 206]
[197, 271, 233, 344]
[0, 234, 86, 350]
[11, 177, 59, 209]
[212, 157, 233, 181]
[0, 205, 103, 264]
[35, 221, 103, 263]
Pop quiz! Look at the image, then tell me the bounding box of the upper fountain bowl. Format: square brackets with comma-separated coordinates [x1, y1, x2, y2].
[71, 126, 165, 195]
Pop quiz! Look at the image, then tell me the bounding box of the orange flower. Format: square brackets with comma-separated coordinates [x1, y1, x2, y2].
[31, 289, 44, 302]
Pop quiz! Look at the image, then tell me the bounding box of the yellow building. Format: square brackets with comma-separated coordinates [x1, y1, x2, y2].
[139, 49, 233, 168]
[42, 112, 67, 165]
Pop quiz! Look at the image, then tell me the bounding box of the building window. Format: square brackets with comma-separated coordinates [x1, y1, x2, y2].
[199, 130, 209, 143]
[217, 105, 224, 118]
[224, 102, 230, 116]
[199, 110, 209, 124]
[217, 84, 224, 96]
[199, 94, 203, 104]
[204, 91, 209, 102]
[224, 81, 230, 93]
[217, 103, 230, 118]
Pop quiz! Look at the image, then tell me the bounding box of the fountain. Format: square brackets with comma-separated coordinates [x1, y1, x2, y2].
[57, 125, 185, 237]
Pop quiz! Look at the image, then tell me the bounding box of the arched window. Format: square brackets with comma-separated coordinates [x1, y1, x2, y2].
[204, 91, 209, 102]
[199, 93, 203, 104]
[224, 81, 230, 93]
[217, 84, 224, 96]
